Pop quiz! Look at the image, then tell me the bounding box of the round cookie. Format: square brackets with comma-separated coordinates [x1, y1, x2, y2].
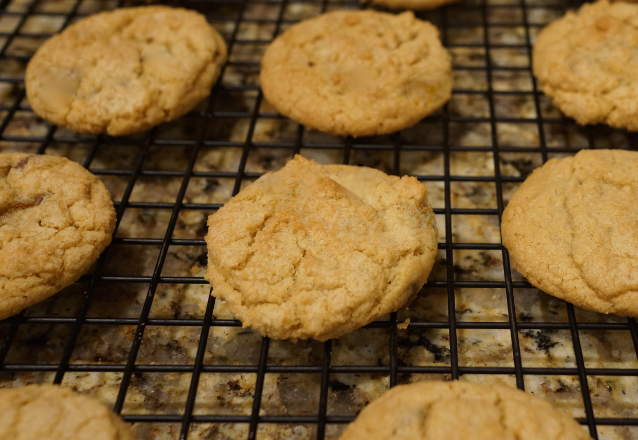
[204, 155, 438, 341]
[502, 149, 638, 317]
[0, 384, 135, 440]
[533, 0, 638, 131]
[366, 0, 459, 10]
[0, 153, 116, 320]
[25, 6, 227, 136]
[340, 381, 591, 440]
[260, 10, 452, 137]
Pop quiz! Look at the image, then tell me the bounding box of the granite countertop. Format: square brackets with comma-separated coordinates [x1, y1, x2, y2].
[0, 0, 637, 439]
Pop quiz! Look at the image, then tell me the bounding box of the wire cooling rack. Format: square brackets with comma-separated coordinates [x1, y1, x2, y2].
[1, 0, 638, 439]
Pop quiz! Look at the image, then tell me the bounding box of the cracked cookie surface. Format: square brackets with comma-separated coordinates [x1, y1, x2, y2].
[340, 380, 591, 440]
[0, 153, 115, 320]
[25, 6, 227, 136]
[0, 384, 134, 440]
[533, 0, 638, 131]
[204, 155, 438, 341]
[502, 149, 638, 317]
[259, 10, 452, 137]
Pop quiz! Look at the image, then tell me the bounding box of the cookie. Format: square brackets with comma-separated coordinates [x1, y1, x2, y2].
[260, 10, 452, 137]
[0, 153, 116, 320]
[502, 149, 638, 317]
[0, 384, 134, 440]
[340, 381, 591, 440]
[25, 6, 227, 136]
[533, 0, 638, 131]
[204, 155, 438, 341]
[366, 0, 458, 10]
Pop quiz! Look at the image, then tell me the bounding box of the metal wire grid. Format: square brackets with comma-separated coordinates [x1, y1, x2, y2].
[0, 0, 637, 438]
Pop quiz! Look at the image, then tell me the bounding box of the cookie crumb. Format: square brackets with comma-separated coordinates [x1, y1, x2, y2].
[397, 318, 410, 329]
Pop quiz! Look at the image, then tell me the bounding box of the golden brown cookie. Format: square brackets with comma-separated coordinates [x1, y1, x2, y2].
[0, 384, 134, 440]
[340, 381, 591, 440]
[205, 155, 438, 341]
[0, 153, 115, 320]
[260, 10, 452, 137]
[502, 149, 638, 317]
[533, 0, 638, 131]
[25, 6, 227, 136]
[366, 0, 459, 10]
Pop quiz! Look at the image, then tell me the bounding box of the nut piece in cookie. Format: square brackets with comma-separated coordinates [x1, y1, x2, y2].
[260, 10, 452, 137]
[25, 6, 227, 136]
[205, 155, 438, 341]
[339, 381, 592, 440]
[0, 153, 116, 320]
[0, 384, 135, 440]
[502, 149, 638, 317]
[533, 0, 638, 131]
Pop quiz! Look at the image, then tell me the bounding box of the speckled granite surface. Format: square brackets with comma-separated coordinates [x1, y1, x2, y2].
[1, 0, 638, 439]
